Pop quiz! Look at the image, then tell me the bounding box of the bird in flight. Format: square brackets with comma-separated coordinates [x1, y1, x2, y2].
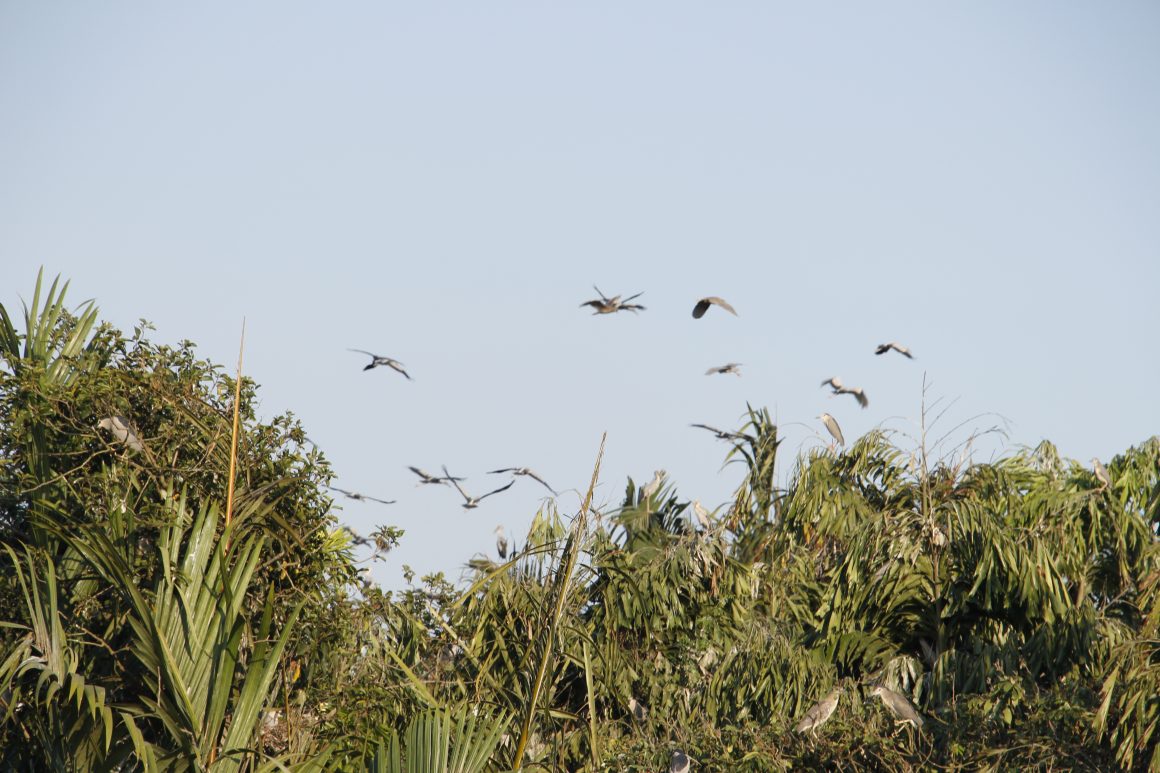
[579, 286, 646, 315]
[408, 466, 463, 486]
[328, 486, 396, 506]
[348, 349, 411, 379]
[705, 363, 742, 377]
[794, 687, 841, 734]
[821, 377, 869, 408]
[691, 296, 738, 319]
[819, 413, 846, 446]
[875, 342, 914, 359]
[690, 423, 751, 443]
[488, 467, 558, 496]
[97, 416, 145, 453]
[1091, 458, 1112, 490]
[444, 466, 515, 510]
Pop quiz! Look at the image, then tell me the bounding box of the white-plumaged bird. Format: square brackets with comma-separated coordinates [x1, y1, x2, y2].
[97, 416, 145, 452]
[691, 296, 738, 319]
[875, 342, 914, 359]
[328, 486, 396, 506]
[794, 688, 841, 734]
[670, 750, 691, 773]
[488, 467, 558, 496]
[818, 413, 845, 446]
[870, 685, 924, 728]
[349, 349, 411, 379]
[821, 377, 844, 391]
[580, 286, 646, 315]
[494, 525, 509, 559]
[1091, 458, 1112, 490]
[705, 363, 742, 377]
[690, 500, 711, 530]
[444, 466, 514, 510]
[836, 385, 869, 409]
[641, 470, 666, 500]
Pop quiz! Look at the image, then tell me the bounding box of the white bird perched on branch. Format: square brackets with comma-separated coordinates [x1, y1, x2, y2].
[691, 296, 737, 319]
[875, 341, 914, 359]
[870, 685, 924, 728]
[97, 416, 145, 453]
[818, 413, 845, 447]
[794, 687, 841, 734]
[494, 525, 509, 559]
[641, 470, 666, 500]
[690, 500, 711, 530]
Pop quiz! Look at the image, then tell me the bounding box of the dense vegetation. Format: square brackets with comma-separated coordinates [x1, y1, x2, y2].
[1, 273, 1158, 771]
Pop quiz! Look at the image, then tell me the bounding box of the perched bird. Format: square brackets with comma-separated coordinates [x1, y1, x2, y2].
[794, 688, 841, 734]
[870, 685, 924, 728]
[705, 363, 742, 377]
[409, 466, 464, 486]
[690, 423, 751, 443]
[875, 342, 914, 359]
[1091, 458, 1112, 490]
[328, 486, 395, 506]
[670, 750, 691, 773]
[494, 526, 509, 560]
[97, 416, 145, 452]
[580, 286, 646, 315]
[641, 469, 666, 500]
[690, 500, 711, 530]
[445, 466, 515, 510]
[691, 296, 738, 319]
[348, 349, 411, 379]
[819, 413, 845, 446]
[488, 467, 558, 496]
[628, 697, 648, 723]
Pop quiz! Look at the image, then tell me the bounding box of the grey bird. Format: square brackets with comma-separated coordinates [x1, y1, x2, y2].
[628, 697, 648, 723]
[705, 363, 742, 377]
[819, 413, 845, 446]
[445, 466, 514, 510]
[488, 467, 558, 496]
[494, 525, 509, 559]
[690, 423, 752, 443]
[690, 500, 711, 530]
[1091, 458, 1112, 490]
[836, 385, 869, 409]
[328, 486, 396, 506]
[349, 349, 411, 379]
[794, 688, 841, 734]
[580, 286, 646, 315]
[409, 466, 464, 486]
[691, 296, 738, 319]
[97, 416, 145, 452]
[875, 342, 914, 359]
[641, 469, 666, 500]
[670, 750, 691, 773]
[870, 685, 924, 728]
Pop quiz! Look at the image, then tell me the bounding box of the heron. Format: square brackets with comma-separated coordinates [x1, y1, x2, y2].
[794, 687, 841, 734]
[97, 416, 145, 452]
[494, 525, 509, 559]
[1091, 458, 1112, 490]
[628, 697, 648, 723]
[875, 342, 914, 359]
[488, 467, 558, 496]
[670, 750, 691, 773]
[705, 363, 742, 377]
[641, 469, 666, 500]
[408, 466, 464, 486]
[836, 385, 869, 409]
[328, 486, 396, 506]
[348, 349, 411, 379]
[818, 413, 845, 446]
[580, 286, 645, 315]
[690, 423, 752, 443]
[444, 466, 515, 510]
[691, 296, 737, 319]
[870, 685, 924, 728]
[690, 500, 711, 530]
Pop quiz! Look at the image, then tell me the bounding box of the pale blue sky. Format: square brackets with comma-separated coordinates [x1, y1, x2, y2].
[2, 3, 1158, 587]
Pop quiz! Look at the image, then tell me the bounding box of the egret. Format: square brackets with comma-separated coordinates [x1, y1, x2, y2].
[818, 413, 845, 446]
[691, 296, 737, 319]
[97, 416, 145, 453]
[1091, 458, 1112, 490]
[705, 363, 742, 377]
[494, 526, 509, 559]
[488, 467, 558, 496]
[328, 486, 395, 506]
[444, 466, 515, 510]
[348, 349, 411, 379]
[641, 469, 666, 500]
[870, 685, 924, 728]
[875, 342, 914, 359]
[690, 500, 711, 530]
[794, 687, 841, 734]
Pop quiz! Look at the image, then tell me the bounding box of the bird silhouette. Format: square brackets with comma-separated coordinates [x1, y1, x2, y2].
[329, 486, 395, 506]
[705, 363, 742, 377]
[488, 467, 558, 495]
[875, 342, 914, 359]
[349, 349, 411, 379]
[579, 286, 646, 314]
[691, 296, 737, 319]
[444, 466, 514, 510]
[409, 466, 463, 486]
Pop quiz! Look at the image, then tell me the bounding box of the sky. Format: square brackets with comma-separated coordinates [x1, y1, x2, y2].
[2, 2, 1158, 589]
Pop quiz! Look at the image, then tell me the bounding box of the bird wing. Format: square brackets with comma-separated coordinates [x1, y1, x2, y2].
[621, 291, 644, 303]
[854, 389, 869, 408]
[706, 296, 737, 315]
[409, 466, 434, 480]
[477, 480, 516, 501]
[691, 423, 723, 434]
[443, 466, 472, 501]
[488, 467, 517, 474]
[692, 299, 711, 318]
[348, 348, 380, 358]
[329, 486, 355, 497]
[386, 360, 412, 380]
[875, 344, 889, 355]
[524, 470, 558, 495]
[366, 495, 397, 505]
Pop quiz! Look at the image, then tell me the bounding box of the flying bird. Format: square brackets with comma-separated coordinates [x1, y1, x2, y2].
[444, 466, 514, 510]
[870, 685, 924, 728]
[97, 416, 145, 453]
[494, 525, 509, 559]
[691, 296, 737, 319]
[836, 385, 869, 409]
[820, 376, 844, 391]
[409, 466, 464, 486]
[328, 486, 396, 506]
[818, 413, 845, 446]
[875, 342, 914, 359]
[488, 467, 558, 496]
[690, 423, 751, 443]
[705, 363, 742, 377]
[1091, 458, 1112, 490]
[580, 286, 646, 315]
[670, 751, 691, 773]
[794, 688, 841, 734]
[348, 349, 411, 379]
